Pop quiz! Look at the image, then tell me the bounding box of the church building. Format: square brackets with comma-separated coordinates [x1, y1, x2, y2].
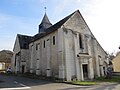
[12, 10, 109, 81]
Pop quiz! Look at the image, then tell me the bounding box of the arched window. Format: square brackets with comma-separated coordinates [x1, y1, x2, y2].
[79, 34, 83, 49]
[44, 40, 45, 48]
[53, 36, 55, 45]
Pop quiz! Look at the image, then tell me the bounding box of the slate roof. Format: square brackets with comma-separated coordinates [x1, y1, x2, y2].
[39, 13, 52, 33]
[32, 10, 78, 41]
[17, 34, 32, 49]
[17, 10, 78, 48]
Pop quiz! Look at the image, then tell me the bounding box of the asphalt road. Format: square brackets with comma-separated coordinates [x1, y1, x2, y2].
[0, 74, 120, 90]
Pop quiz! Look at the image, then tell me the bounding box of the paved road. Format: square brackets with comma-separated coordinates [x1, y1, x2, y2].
[0, 74, 120, 90]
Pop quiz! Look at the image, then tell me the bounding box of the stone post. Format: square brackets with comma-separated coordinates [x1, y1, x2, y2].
[87, 36, 94, 79]
[36, 44, 40, 75]
[58, 28, 65, 80]
[79, 59, 84, 81]
[64, 30, 72, 81]
[94, 39, 100, 77]
[73, 33, 81, 80]
[16, 55, 20, 73]
[30, 44, 34, 73]
[46, 38, 51, 77]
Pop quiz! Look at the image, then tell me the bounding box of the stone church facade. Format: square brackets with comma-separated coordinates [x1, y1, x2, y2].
[12, 10, 109, 81]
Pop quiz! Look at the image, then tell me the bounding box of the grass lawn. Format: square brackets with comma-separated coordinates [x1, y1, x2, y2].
[70, 81, 97, 85]
[95, 76, 120, 82]
[68, 76, 120, 86]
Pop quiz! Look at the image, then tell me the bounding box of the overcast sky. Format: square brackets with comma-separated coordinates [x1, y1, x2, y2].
[0, 0, 120, 53]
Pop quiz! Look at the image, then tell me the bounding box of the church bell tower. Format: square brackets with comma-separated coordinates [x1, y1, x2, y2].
[38, 12, 52, 33]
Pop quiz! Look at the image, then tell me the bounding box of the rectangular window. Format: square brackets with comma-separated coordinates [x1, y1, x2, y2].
[44, 40, 45, 48]
[31, 45, 33, 51]
[15, 55, 16, 66]
[53, 36, 55, 45]
[79, 34, 83, 49]
[36, 43, 40, 50]
[36, 44, 38, 50]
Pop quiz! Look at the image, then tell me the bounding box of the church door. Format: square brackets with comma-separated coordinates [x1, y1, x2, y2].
[82, 64, 88, 79]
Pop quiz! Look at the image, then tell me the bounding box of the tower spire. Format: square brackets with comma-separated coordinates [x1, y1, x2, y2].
[44, 7, 46, 13]
[38, 8, 52, 33]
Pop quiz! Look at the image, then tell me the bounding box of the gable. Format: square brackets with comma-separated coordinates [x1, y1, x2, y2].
[13, 35, 20, 53]
[63, 11, 92, 35]
[63, 10, 107, 55]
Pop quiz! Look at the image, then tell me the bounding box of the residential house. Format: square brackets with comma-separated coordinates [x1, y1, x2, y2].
[112, 52, 120, 72]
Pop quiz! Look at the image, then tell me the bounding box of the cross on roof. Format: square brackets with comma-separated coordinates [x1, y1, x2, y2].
[44, 7, 46, 13]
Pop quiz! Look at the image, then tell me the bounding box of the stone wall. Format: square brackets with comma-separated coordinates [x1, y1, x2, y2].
[62, 11, 108, 80]
[20, 49, 30, 73]
[29, 30, 59, 77]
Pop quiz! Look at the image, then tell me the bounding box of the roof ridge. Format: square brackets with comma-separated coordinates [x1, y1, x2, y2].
[45, 10, 79, 32]
[17, 34, 32, 37]
[32, 10, 79, 41]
